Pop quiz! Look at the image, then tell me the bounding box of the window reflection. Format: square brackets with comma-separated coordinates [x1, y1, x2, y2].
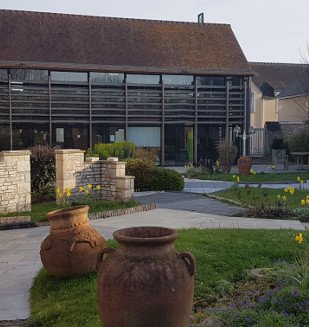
[197, 76, 225, 86]
[90, 73, 124, 84]
[10, 69, 48, 81]
[126, 74, 160, 84]
[162, 75, 194, 85]
[51, 71, 88, 82]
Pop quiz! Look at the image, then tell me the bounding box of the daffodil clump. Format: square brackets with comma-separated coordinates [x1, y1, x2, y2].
[56, 187, 72, 207]
[56, 184, 103, 207]
[232, 174, 240, 183]
[249, 168, 257, 175]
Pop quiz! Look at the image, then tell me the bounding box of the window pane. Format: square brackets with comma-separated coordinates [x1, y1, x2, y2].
[230, 77, 242, 86]
[90, 73, 124, 84]
[10, 69, 48, 81]
[126, 74, 160, 84]
[197, 76, 225, 86]
[127, 127, 160, 147]
[0, 69, 8, 81]
[162, 75, 193, 85]
[51, 71, 88, 82]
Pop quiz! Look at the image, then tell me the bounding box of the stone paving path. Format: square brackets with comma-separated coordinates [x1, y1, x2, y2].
[135, 191, 246, 216]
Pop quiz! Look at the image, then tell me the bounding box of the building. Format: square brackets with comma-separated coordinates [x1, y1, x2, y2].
[0, 10, 252, 165]
[249, 62, 309, 156]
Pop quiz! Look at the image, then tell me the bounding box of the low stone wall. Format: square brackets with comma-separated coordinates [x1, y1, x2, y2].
[0, 150, 31, 214]
[55, 150, 134, 202]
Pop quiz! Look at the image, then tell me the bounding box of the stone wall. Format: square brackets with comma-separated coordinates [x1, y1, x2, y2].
[55, 149, 134, 202]
[0, 150, 31, 214]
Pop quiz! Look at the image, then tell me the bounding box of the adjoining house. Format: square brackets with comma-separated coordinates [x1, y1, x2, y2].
[0, 10, 252, 165]
[249, 62, 309, 156]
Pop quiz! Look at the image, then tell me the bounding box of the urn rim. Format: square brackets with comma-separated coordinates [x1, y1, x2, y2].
[46, 205, 89, 221]
[113, 226, 178, 245]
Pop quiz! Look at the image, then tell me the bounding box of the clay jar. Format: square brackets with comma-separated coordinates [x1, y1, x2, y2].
[237, 156, 253, 175]
[97, 226, 195, 327]
[40, 205, 106, 277]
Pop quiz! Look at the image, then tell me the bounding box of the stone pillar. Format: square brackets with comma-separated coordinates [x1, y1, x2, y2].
[105, 158, 134, 202]
[55, 149, 85, 192]
[0, 150, 31, 214]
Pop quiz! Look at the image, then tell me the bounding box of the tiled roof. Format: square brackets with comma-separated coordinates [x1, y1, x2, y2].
[0, 10, 252, 75]
[250, 62, 309, 97]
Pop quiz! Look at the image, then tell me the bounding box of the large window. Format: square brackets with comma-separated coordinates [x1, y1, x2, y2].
[90, 73, 124, 84]
[127, 127, 160, 147]
[10, 69, 48, 81]
[126, 74, 160, 85]
[162, 75, 194, 85]
[51, 71, 88, 82]
[197, 76, 225, 86]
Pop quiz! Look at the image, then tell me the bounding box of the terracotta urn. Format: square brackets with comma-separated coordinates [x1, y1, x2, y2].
[40, 205, 106, 277]
[97, 226, 195, 327]
[237, 156, 253, 175]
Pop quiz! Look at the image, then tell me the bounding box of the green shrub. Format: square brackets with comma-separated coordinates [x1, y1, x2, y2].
[288, 131, 309, 152]
[30, 145, 58, 201]
[125, 158, 184, 191]
[150, 167, 184, 191]
[125, 158, 155, 191]
[89, 141, 135, 160]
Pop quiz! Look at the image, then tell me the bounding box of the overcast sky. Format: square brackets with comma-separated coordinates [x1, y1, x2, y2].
[1, 0, 308, 63]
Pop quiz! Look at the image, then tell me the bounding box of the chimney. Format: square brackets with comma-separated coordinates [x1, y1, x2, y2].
[198, 13, 204, 23]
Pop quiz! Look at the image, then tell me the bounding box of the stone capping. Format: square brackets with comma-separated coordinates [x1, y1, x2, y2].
[54, 149, 85, 154]
[0, 150, 31, 157]
[0, 216, 31, 225]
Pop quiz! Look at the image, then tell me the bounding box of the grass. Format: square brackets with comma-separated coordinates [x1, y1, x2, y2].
[212, 186, 309, 209]
[28, 229, 308, 327]
[184, 169, 309, 183]
[0, 199, 139, 222]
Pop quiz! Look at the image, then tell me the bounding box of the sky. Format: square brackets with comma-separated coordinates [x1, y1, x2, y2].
[0, 0, 308, 63]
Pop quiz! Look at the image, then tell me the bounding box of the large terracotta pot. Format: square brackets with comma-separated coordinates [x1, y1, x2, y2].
[40, 205, 106, 277]
[97, 226, 195, 327]
[237, 156, 253, 175]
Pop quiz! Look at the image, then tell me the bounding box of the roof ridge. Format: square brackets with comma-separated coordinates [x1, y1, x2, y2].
[0, 9, 230, 27]
[249, 61, 308, 66]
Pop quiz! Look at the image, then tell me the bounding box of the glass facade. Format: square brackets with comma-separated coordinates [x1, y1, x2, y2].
[0, 69, 247, 164]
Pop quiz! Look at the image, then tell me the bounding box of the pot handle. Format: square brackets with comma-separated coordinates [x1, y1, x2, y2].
[179, 252, 195, 276]
[96, 247, 114, 270]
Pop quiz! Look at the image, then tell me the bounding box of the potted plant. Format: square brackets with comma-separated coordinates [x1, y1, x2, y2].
[237, 156, 253, 175]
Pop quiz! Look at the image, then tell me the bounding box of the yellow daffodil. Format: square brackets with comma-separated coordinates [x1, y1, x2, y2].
[56, 188, 61, 194]
[277, 194, 281, 199]
[289, 188, 295, 195]
[236, 176, 240, 183]
[301, 199, 306, 205]
[284, 187, 289, 193]
[66, 191, 71, 197]
[85, 189, 90, 195]
[297, 176, 301, 182]
[300, 180, 304, 184]
[281, 195, 287, 201]
[271, 165, 276, 170]
[295, 233, 304, 244]
[79, 186, 84, 192]
[65, 187, 70, 193]
[87, 184, 92, 190]
[232, 175, 236, 179]
[96, 185, 101, 190]
[215, 160, 220, 166]
[306, 195, 309, 202]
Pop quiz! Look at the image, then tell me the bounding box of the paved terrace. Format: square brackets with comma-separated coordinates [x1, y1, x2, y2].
[0, 207, 306, 322]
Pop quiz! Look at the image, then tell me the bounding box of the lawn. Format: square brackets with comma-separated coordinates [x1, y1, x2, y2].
[211, 186, 309, 221]
[184, 169, 309, 183]
[0, 199, 139, 222]
[28, 229, 309, 327]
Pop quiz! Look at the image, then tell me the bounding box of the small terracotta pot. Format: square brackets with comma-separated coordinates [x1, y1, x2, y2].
[237, 156, 253, 175]
[40, 205, 106, 277]
[97, 226, 195, 327]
